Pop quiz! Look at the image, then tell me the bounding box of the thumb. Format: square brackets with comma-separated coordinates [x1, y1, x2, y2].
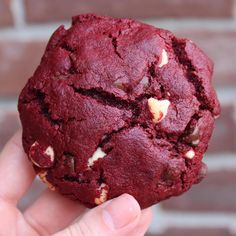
[53, 194, 141, 236]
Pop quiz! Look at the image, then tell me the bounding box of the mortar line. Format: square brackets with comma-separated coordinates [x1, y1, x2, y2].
[0, 22, 70, 41]
[205, 154, 236, 171]
[10, 0, 26, 28]
[233, 0, 236, 20]
[149, 206, 236, 233]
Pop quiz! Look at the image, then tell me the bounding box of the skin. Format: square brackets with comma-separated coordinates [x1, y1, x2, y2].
[0, 131, 152, 236]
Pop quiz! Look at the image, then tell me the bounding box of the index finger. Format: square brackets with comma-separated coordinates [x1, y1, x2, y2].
[0, 130, 35, 205]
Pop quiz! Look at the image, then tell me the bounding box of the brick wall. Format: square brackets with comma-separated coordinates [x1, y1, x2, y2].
[0, 1, 236, 235]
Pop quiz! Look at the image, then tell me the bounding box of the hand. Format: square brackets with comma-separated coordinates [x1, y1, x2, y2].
[0, 131, 152, 236]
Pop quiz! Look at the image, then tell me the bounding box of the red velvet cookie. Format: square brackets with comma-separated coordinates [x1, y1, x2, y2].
[18, 14, 220, 208]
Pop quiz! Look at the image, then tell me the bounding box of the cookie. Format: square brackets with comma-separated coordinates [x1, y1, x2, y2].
[18, 14, 220, 209]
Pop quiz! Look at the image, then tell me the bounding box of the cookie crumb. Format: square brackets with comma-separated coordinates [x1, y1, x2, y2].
[94, 183, 108, 205]
[38, 171, 56, 191]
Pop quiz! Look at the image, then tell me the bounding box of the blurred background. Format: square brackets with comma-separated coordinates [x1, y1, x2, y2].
[0, 0, 236, 235]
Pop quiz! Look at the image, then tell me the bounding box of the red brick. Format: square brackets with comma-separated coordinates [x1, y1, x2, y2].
[146, 228, 232, 236]
[208, 104, 236, 153]
[0, 40, 46, 97]
[0, 111, 20, 150]
[175, 30, 236, 86]
[161, 170, 236, 212]
[0, 0, 13, 27]
[24, 0, 234, 23]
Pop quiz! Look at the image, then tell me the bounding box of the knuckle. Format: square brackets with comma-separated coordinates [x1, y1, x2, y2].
[70, 219, 94, 236]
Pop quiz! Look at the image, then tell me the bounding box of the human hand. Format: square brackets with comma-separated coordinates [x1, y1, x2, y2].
[0, 131, 152, 236]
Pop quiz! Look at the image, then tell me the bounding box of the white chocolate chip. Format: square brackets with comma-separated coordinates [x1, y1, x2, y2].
[148, 98, 170, 123]
[158, 49, 168, 67]
[38, 171, 56, 191]
[31, 141, 38, 147]
[185, 149, 195, 159]
[29, 142, 41, 167]
[29, 142, 55, 168]
[44, 146, 54, 163]
[94, 183, 108, 205]
[189, 126, 200, 146]
[88, 147, 107, 167]
[192, 140, 200, 146]
[214, 114, 220, 119]
[192, 126, 199, 136]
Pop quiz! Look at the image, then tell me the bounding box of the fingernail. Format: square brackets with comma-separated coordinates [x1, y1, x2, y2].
[102, 194, 140, 230]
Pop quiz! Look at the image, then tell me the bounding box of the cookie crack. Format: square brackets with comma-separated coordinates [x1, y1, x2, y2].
[62, 175, 90, 184]
[69, 84, 145, 150]
[70, 85, 130, 109]
[34, 90, 61, 126]
[147, 61, 167, 98]
[99, 125, 128, 149]
[104, 30, 123, 60]
[111, 37, 122, 59]
[69, 84, 142, 120]
[171, 37, 213, 113]
[60, 43, 76, 53]
[148, 62, 157, 78]
[180, 171, 186, 191]
[68, 55, 79, 74]
[34, 88, 88, 124]
[178, 113, 200, 143]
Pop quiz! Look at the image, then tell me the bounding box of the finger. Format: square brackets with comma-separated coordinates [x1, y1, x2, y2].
[130, 207, 153, 236]
[53, 194, 142, 236]
[24, 189, 86, 235]
[0, 130, 35, 204]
